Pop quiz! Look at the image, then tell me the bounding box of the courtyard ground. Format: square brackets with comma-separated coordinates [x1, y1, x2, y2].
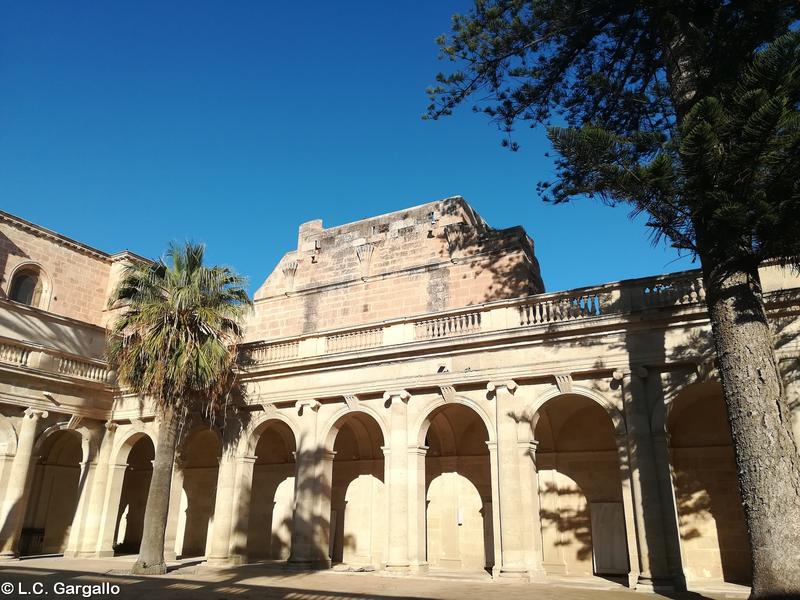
[0, 556, 749, 600]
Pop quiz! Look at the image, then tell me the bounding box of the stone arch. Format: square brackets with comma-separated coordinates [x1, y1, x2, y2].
[324, 409, 386, 567]
[532, 389, 636, 580]
[666, 380, 750, 585]
[321, 404, 389, 453]
[34, 422, 96, 464]
[414, 394, 496, 448]
[7, 261, 52, 310]
[107, 429, 156, 555]
[246, 416, 298, 561]
[420, 400, 495, 573]
[177, 426, 222, 558]
[111, 424, 157, 465]
[530, 384, 627, 437]
[21, 427, 85, 555]
[239, 410, 299, 457]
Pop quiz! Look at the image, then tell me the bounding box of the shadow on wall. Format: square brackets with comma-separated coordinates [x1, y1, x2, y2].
[538, 483, 592, 562]
[0, 230, 30, 296]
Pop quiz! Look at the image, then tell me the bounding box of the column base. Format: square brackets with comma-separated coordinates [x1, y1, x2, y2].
[205, 556, 234, 567]
[0, 552, 18, 561]
[95, 550, 115, 558]
[635, 575, 675, 593]
[285, 558, 331, 571]
[498, 568, 529, 582]
[383, 563, 411, 575]
[409, 562, 429, 575]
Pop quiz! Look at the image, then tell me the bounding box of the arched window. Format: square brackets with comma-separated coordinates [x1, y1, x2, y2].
[9, 268, 44, 307]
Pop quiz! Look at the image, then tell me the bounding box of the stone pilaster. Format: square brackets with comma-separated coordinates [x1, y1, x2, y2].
[288, 399, 324, 567]
[621, 370, 684, 591]
[488, 380, 529, 579]
[0, 408, 48, 559]
[206, 437, 240, 565]
[76, 422, 117, 557]
[408, 444, 429, 573]
[383, 389, 411, 573]
[229, 454, 257, 564]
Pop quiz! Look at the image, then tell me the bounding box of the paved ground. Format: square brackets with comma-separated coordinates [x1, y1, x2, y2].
[0, 556, 749, 600]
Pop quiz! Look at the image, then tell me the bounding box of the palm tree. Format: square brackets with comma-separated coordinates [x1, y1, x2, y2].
[107, 242, 251, 575]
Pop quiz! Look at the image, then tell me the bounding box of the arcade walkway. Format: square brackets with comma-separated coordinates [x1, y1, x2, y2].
[0, 556, 748, 600]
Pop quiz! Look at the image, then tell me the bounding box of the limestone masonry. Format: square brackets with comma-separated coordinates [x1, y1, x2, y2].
[1, 197, 798, 593]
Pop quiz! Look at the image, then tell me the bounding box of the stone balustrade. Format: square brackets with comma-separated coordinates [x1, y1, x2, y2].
[0, 339, 32, 367]
[326, 327, 384, 353]
[0, 299, 112, 385]
[239, 270, 722, 367]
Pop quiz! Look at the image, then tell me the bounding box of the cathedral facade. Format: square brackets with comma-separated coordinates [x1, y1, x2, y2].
[1, 197, 798, 591]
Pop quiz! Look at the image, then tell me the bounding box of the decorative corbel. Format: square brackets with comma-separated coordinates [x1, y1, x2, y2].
[282, 261, 299, 292]
[344, 394, 360, 410]
[438, 385, 456, 404]
[554, 373, 573, 394]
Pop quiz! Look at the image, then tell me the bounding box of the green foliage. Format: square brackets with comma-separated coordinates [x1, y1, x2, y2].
[428, 1, 800, 268]
[107, 242, 252, 422]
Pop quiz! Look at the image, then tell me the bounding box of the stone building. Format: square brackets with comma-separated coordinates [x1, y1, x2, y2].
[0, 197, 798, 591]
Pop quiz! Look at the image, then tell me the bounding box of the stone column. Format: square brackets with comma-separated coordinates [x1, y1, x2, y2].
[488, 380, 529, 579]
[314, 449, 335, 566]
[0, 408, 48, 559]
[96, 462, 127, 557]
[486, 440, 502, 578]
[64, 458, 94, 557]
[289, 399, 322, 567]
[383, 389, 410, 573]
[228, 454, 256, 564]
[206, 449, 239, 565]
[620, 370, 684, 591]
[164, 456, 185, 560]
[74, 422, 117, 557]
[518, 440, 546, 579]
[408, 444, 428, 573]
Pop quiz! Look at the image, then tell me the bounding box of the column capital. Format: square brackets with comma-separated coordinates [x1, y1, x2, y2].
[318, 449, 336, 462]
[486, 380, 517, 394]
[407, 445, 429, 456]
[518, 440, 539, 460]
[382, 389, 410, 404]
[104, 420, 118, 431]
[23, 407, 48, 420]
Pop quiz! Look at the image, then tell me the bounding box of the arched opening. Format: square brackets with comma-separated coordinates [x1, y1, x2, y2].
[535, 394, 629, 579]
[248, 420, 296, 560]
[329, 412, 385, 568]
[423, 403, 493, 573]
[114, 435, 154, 554]
[8, 267, 45, 308]
[176, 428, 221, 558]
[20, 430, 83, 555]
[668, 382, 751, 584]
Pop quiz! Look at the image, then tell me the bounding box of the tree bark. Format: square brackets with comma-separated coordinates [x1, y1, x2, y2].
[702, 259, 800, 599]
[131, 409, 179, 575]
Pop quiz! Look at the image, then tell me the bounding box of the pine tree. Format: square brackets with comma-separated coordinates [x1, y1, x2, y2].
[427, 3, 800, 597]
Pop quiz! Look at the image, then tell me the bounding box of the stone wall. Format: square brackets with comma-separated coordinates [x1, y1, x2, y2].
[247, 197, 543, 340]
[0, 212, 112, 325]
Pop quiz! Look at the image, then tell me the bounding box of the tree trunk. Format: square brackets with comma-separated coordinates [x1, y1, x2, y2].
[702, 259, 800, 598]
[131, 409, 179, 575]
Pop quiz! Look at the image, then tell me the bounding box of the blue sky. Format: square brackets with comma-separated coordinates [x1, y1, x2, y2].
[0, 1, 694, 295]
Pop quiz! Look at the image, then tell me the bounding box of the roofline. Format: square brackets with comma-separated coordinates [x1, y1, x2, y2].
[0, 209, 145, 263]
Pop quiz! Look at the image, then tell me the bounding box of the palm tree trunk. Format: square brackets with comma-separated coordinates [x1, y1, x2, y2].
[702, 259, 800, 598]
[131, 408, 180, 575]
